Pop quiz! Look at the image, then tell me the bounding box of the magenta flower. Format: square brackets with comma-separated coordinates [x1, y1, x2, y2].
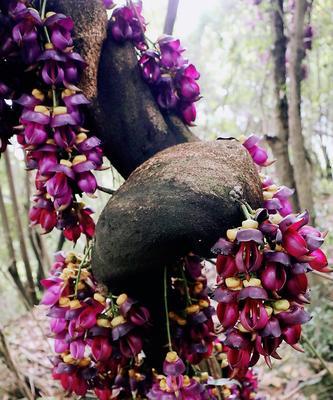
[39, 49, 66, 86]
[242, 134, 271, 167]
[40, 277, 63, 306]
[91, 337, 112, 361]
[45, 172, 73, 211]
[158, 35, 185, 68]
[139, 50, 161, 84]
[70, 340, 85, 359]
[44, 13, 74, 51]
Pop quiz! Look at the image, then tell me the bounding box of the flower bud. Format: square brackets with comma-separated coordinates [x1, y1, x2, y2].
[265, 305, 273, 317]
[63, 354, 76, 364]
[97, 318, 112, 328]
[32, 89, 45, 101]
[59, 297, 70, 307]
[116, 293, 128, 306]
[60, 159, 72, 168]
[242, 219, 259, 229]
[34, 105, 50, 116]
[243, 278, 262, 287]
[111, 315, 126, 327]
[78, 357, 91, 367]
[270, 213, 283, 224]
[263, 191, 274, 200]
[72, 155, 87, 165]
[185, 304, 200, 314]
[273, 299, 290, 313]
[199, 299, 210, 308]
[94, 293, 106, 304]
[76, 132, 88, 144]
[166, 351, 179, 363]
[225, 277, 242, 289]
[53, 106, 67, 116]
[69, 300, 81, 309]
[226, 228, 239, 241]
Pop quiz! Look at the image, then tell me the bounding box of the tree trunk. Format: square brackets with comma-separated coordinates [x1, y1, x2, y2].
[163, 0, 180, 35]
[288, 0, 314, 218]
[267, 0, 299, 211]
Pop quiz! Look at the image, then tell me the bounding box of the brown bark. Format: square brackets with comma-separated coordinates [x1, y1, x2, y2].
[267, 0, 299, 211]
[288, 0, 315, 217]
[163, 0, 180, 35]
[49, 0, 197, 179]
[92, 140, 263, 294]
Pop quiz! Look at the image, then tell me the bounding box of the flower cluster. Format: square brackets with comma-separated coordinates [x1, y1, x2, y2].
[139, 36, 201, 125]
[0, 3, 23, 153]
[109, 2, 146, 49]
[2, 2, 104, 241]
[240, 134, 294, 217]
[107, 3, 201, 125]
[227, 369, 262, 400]
[147, 351, 211, 400]
[167, 255, 216, 365]
[240, 135, 271, 168]
[42, 251, 151, 399]
[212, 205, 328, 377]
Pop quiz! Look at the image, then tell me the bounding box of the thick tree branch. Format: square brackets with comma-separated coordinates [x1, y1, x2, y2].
[49, 0, 197, 179]
[268, 0, 299, 211]
[92, 140, 263, 293]
[288, 0, 314, 217]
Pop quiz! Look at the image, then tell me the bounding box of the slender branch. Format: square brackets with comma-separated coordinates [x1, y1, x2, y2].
[4, 152, 37, 304]
[74, 242, 93, 298]
[0, 185, 31, 307]
[0, 329, 34, 400]
[312, 270, 333, 282]
[163, 0, 180, 35]
[164, 265, 172, 352]
[97, 185, 115, 195]
[301, 333, 333, 378]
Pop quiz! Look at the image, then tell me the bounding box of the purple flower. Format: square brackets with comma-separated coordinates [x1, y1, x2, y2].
[242, 134, 271, 167]
[44, 13, 74, 51]
[156, 76, 178, 109]
[45, 172, 73, 210]
[39, 49, 66, 86]
[158, 35, 185, 68]
[139, 50, 161, 84]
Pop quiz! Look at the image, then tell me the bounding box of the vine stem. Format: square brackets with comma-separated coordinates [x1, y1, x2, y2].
[74, 241, 93, 298]
[240, 203, 252, 220]
[181, 262, 192, 306]
[302, 333, 333, 378]
[164, 265, 173, 352]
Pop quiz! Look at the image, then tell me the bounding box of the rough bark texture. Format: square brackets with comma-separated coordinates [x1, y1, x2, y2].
[96, 38, 197, 178]
[92, 140, 263, 294]
[49, 0, 196, 179]
[48, 0, 108, 101]
[288, 0, 315, 218]
[267, 0, 299, 211]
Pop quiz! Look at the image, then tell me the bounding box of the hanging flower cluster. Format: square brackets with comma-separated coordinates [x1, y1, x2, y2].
[240, 134, 294, 217]
[147, 351, 213, 400]
[139, 37, 201, 125]
[0, 2, 24, 153]
[109, 1, 146, 50]
[167, 255, 216, 365]
[209, 137, 329, 378]
[0, 1, 104, 241]
[107, 2, 201, 125]
[42, 250, 152, 399]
